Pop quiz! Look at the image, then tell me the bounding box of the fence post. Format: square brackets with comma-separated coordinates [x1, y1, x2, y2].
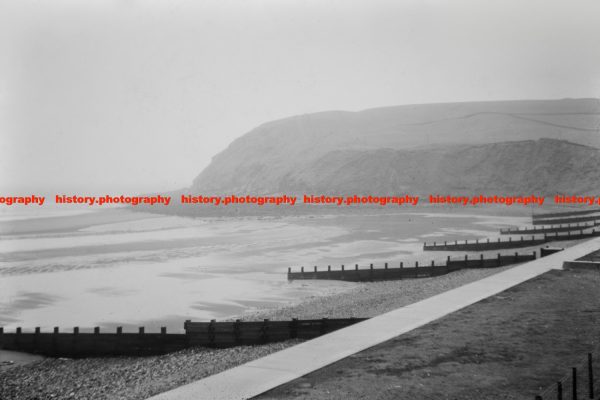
[464, 254, 468, 268]
[328, 265, 331, 279]
[341, 264, 345, 280]
[573, 367, 578, 400]
[588, 353, 594, 399]
[515, 252, 518, 262]
[370, 263, 373, 281]
[301, 266, 304, 279]
[558, 381, 563, 400]
[497, 253, 501, 267]
[480, 253, 484, 267]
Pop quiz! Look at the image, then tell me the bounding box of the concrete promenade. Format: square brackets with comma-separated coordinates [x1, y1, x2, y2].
[147, 237, 600, 400]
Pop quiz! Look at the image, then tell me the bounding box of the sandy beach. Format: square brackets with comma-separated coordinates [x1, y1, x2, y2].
[0, 207, 533, 330]
[0, 208, 590, 399]
[0, 262, 541, 400]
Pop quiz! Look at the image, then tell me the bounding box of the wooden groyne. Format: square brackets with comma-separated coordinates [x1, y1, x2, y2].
[423, 229, 600, 251]
[500, 221, 599, 235]
[0, 318, 366, 357]
[532, 214, 600, 226]
[0, 326, 186, 357]
[424, 236, 545, 251]
[287, 252, 537, 282]
[539, 246, 564, 257]
[532, 209, 600, 221]
[184, 318, 366, 347]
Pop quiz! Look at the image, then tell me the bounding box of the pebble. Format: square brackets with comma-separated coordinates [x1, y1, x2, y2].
[0, 264, 521, 400]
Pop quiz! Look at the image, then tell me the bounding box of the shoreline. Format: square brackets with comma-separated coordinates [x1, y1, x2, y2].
[0, 262, 525, 400]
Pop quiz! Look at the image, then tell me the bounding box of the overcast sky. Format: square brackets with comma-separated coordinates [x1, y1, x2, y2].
[1, 0, 599, 194]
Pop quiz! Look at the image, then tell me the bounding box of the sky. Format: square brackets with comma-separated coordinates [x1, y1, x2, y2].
[1, 0, 599, 194]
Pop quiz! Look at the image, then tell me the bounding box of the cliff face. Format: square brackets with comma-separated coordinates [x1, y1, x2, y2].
[279, 139, 600, 196]
[191, 99, 600, 195]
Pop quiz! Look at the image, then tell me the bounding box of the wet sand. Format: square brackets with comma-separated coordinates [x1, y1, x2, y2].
[0, 262, 527, 400]
[0, 208, 532, 330]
